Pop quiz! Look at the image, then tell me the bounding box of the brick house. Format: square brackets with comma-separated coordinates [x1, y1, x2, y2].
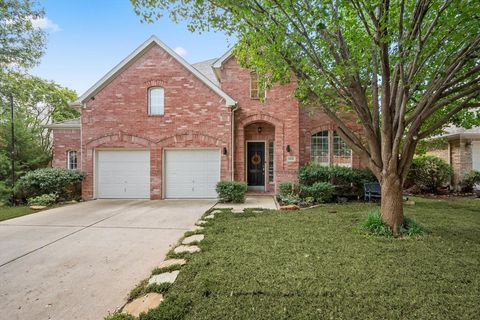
[49, 36, 363, 199]
[426, 127, 480, 190]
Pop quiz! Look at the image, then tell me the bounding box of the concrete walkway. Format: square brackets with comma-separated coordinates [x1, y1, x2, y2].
[214, 196, 278, 210]
[0, 199, 215, 320]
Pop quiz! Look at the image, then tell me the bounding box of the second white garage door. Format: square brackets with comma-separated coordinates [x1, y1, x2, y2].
[165, 149, 220, 198]
[97, 150, 150, 199]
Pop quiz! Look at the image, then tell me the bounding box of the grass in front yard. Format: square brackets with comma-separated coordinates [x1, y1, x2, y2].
[140, 197, 480, 320]
[0, 205, 35, 222]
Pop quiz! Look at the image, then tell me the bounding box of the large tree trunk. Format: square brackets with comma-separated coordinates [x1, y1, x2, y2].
[380, 173, 404, 236]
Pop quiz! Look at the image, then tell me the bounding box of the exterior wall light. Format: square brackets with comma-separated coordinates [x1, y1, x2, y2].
[223, 147, 228, 155]
[286, 145, 291, 153]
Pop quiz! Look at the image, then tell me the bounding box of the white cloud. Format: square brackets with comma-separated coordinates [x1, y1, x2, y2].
[30, 17, 61, 32]
[174, 46, 187, 57]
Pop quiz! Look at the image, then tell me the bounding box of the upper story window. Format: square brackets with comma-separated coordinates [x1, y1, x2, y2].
[311, 131, 329, 165]
[148, 87, 164, 115]
[67, 150, 77, 170]
[250, 72, 266, 100]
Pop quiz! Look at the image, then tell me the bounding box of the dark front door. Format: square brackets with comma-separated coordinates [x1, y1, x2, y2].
[247, 142, 265, 187]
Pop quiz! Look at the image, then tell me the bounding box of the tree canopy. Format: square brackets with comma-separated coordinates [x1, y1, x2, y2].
[132, 0, 480, 233]
[0, 0, 46, 71]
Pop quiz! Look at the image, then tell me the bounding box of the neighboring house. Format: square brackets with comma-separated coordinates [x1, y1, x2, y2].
[48, 36, 363, 200]
[426, 127, 480, 189]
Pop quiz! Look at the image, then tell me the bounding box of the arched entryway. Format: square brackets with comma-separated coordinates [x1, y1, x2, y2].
[244, 122, 275, 192]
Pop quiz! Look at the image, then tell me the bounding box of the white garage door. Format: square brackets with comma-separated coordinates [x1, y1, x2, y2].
[165, 149, 220, 198]
[97, 150, 150, 199]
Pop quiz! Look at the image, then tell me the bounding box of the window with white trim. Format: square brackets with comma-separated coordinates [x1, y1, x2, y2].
[268, 141, 274, 183]
[333, 132, 352, 167]
[148, 87, 164, 115]
[311, 131, 329, 165]
[67, 150, 77, 170]
[250, 72, 265, 100]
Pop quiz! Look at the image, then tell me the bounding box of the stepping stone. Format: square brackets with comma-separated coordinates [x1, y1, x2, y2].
[157, 259, 186, 269]
[189, 226, 204, 233]
[231, 209, 244, 214]
[204, 214, 215, 219]
[210, 209, 223, 214]
[174, 245, 201, 254]
[148, 270, 179, 285]
[30, 205, 47, 210]
[195, 220, 207, 226]
[123, 293, 163, 317]
[182, 234, 204, 245]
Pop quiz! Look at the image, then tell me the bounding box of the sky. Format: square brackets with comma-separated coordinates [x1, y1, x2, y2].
[31, 0, 235, 95]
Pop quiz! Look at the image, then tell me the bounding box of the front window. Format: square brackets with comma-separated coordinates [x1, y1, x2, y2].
[333, 132, 352, 167]
[250, 72, 265, 100]
[148, 87, 164, 115]
[311, 131, 329, 165]
[67, 151, 77, 170]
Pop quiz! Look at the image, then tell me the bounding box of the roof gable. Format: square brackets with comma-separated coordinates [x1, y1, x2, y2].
[73, 36, 236, 107]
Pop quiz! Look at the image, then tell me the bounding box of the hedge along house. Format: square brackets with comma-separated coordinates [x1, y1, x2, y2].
[49, 36, 364, 200]
[426, 126, 480, 190]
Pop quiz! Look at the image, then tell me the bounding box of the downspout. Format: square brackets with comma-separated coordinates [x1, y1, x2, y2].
[231, 105, 239, 181]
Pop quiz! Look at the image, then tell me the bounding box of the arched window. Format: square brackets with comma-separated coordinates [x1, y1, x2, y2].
[148, 87, 164, 115]
[67, 150, 77, 170]
[333, 132, 352, 167]
[311, 131, 329, 165]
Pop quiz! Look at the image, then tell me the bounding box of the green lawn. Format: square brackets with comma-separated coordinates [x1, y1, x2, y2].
[0, 205, 35, 222]
[136, 197, 480, 320]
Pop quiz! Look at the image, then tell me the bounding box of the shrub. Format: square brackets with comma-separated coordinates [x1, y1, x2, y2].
[15, 168, 84, 201]
[278, 193, 301, 205]
[358, 210, 425, 237]
[27, 193, 58, 206]
[460, 170, 480, 192]
[300, 182, 335, 203]
[216, 181, 247, 203]
[278, 182, 299, 197]
[409, 155, 452, 193]
[299, 163, 376, 188]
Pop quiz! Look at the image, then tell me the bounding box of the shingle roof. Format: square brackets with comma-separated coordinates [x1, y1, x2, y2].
[192, 58, 219, 87]
[46, 118, 80, 129]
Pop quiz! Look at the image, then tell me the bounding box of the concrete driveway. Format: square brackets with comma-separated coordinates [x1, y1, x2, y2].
[0, 199, 215, 320]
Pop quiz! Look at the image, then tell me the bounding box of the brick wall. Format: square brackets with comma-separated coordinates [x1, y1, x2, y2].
[80, 44, 232, 199]
[52, 129, 81, 169]
[219, 57, 300, 192]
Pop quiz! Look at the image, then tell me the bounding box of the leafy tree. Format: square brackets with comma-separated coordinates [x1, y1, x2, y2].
[132, 0, 480, 234]
[0, 0, 46, 71]
[0, 71, 79, 151]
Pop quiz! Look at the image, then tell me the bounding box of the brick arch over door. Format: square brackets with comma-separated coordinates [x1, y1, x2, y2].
[236, 113, 285, 182]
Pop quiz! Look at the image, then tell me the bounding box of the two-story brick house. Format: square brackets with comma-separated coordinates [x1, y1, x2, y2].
[49, 36, 363, 199]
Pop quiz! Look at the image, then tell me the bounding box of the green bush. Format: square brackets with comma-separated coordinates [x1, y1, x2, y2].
[216, 181, 247, 203]
[278, 193, 301, 205]
[104, 313, 135, 320]
[409, 155, 452, 193]
[278, 182, 299, 197]
[300, 182, 335, 203]
[460, 170, 480, 192]
[15, 168, 84, 201]
[27, 193, 58, 206]
[299, 163, 376, 188]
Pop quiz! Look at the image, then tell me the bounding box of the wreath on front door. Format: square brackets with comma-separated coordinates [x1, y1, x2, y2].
[251, 153, 262, 166]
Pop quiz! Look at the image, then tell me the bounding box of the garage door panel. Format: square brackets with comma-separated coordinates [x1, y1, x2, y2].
[165, 149, 220, 199]
[97, 150, 150, 199]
